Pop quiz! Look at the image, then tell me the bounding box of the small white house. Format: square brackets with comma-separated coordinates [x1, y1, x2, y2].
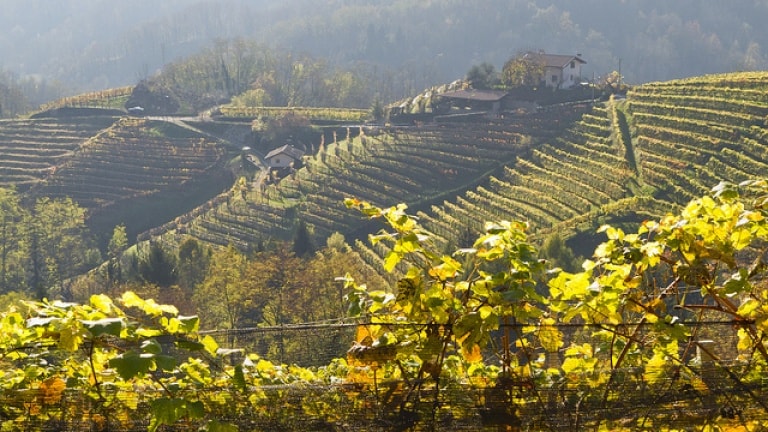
[524, 52, 586, 89]
[265, 144, 305, 169]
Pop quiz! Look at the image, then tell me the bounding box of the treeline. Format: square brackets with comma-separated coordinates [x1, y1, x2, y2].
[233, 0, 768, 85]
[130, 39, 401, 114]
[126, 0, 768, 115]
[71, 230, 386, 333]
[0, 69, 67, 118]
[0, 183, 383, 327]
[3, 0, 768, 98]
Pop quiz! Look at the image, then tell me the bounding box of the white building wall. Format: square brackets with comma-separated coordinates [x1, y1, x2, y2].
[544, 66, 563, 88]
[267, 154, 293, 168]
[562, 60, 583, 89]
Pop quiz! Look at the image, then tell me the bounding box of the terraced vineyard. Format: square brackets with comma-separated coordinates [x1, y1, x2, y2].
[0, 116, 117, 191]
[165, 107, 588, 251]
[413, 73, 768, 258]
[628, 73, 768, 208]
[30, 117, 228, 214]
[138, 72, 768, 283]
[408, 103, 641, 256]
[218, 106, 369, 122]
[36, 87, 134, 112]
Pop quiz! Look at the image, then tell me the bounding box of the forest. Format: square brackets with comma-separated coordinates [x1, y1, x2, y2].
[2, 0, 768, 108]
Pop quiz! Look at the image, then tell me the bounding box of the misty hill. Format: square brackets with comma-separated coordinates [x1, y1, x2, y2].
[2, 0, 768, 100]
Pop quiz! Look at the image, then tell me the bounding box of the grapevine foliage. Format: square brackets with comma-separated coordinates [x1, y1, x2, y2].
[0, 291, 329, 431]
[4, 181, 768, 429]
[344, 179, 768, 429]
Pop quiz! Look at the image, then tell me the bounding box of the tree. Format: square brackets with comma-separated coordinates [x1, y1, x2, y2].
[539, 232, 580, 273]
[370, 95, 385, 123]
[230, 88, 271, 107]
[256, 112, 315, 153]
[0, 188, 25, 294]
[138, 242, 178, 288]
[292, 220, 315, 258]
[466, 62, 498, 89]
[193, 245, 251, 336]
[501, 53, 545, 88]
[290, 240, 358, 321]
[26, 197, 98, 299]
[249, 246, 299, 328]
[107, 224, 128, 284]
[177, 237, 209, 292]
[601, 70, 628, 94]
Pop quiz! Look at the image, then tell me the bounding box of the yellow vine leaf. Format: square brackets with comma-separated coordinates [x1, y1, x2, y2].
[90, 294, 115, 314]
[40, 377, 66, 405]
[538, 318, 563, 353]
[201, 335, 219, 356]
[462, 344, 483, 363]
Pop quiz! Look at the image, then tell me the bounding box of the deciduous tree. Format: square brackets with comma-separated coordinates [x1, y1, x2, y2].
[27, 197, 98, 299]
[501, 53, 545, 88]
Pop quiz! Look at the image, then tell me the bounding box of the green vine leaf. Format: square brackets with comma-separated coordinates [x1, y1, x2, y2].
[148, 397, 187, 432]
[109, 351, 153, 380]
[81, 317, 124, 337]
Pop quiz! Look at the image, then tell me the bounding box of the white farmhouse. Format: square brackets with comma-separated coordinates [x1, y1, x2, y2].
[524, 52, 586, 89]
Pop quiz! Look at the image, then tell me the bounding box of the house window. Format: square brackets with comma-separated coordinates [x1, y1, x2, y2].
[275, 158, 280, 164]
[551, 75, 558, 83]
[570, 61, 575, 68]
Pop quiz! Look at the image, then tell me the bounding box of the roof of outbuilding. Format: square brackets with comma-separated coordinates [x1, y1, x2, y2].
[438, 89, 509, 102]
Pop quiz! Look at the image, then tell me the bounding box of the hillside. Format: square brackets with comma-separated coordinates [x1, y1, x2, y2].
[0, 112, 234, 247]
[0, 116, 117, 190]
[409, 72, 768, 259]
[145, 106, 584, 248]
[2, 71, 768, 283]
[124, 71, 768, 281]
[3, 71, 768, 431]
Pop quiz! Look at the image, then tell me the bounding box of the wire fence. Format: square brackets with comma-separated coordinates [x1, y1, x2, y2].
[3, 320, 768, 431]
[202, 321, 357, 367]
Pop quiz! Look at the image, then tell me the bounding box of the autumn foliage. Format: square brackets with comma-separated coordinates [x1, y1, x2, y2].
[4, 181, 768, 429]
